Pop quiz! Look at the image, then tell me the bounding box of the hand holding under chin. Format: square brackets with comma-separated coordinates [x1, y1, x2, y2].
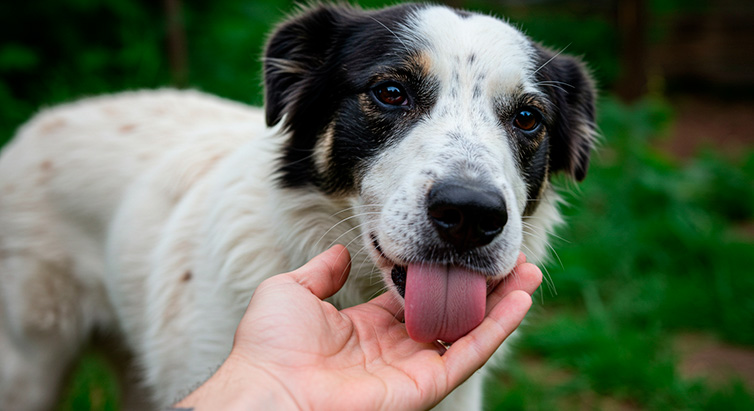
[175, 245, 542, 411]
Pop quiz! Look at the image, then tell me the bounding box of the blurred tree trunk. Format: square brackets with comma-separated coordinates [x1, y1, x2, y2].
[615, 0, 648, 101]
[165, 0, 188, 88]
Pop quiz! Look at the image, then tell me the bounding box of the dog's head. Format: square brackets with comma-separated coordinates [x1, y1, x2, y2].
[264, 3, 596, 343]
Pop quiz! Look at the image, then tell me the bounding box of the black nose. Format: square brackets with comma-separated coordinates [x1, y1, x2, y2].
[427, 181, 508, 252]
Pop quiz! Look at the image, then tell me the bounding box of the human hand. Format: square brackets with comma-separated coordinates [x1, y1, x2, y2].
[175, 245, 542, 410]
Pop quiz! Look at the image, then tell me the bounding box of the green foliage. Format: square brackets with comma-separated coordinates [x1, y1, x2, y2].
[182, 0, 293, 105]
[548, 96, 754, 344]
[0, 0, 168, 146]
[56, 351, 120, 411]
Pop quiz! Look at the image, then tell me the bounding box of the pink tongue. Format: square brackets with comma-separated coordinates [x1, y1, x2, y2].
[404, 263, 487, 343]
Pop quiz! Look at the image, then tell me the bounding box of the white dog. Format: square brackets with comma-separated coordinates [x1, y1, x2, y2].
[0, 3, 595, 410]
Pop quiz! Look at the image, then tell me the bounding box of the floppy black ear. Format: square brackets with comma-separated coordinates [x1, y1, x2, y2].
[535, 46, 597, 182]
[263, 4, 356, 129]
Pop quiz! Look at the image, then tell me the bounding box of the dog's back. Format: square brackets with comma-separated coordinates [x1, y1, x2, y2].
[1, 89, 263, 235]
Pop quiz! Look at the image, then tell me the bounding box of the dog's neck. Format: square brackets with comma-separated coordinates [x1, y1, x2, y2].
[266, 186, 383, 308]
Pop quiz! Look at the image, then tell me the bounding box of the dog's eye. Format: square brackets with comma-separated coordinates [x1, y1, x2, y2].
[513, 109, 541, 132]
[372, 82, 408, 107]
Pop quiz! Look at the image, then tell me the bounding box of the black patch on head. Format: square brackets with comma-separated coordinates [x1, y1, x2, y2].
[533, 45, 597, 182]
[264, 3, 437, 194]
[522, 142, 550, 215]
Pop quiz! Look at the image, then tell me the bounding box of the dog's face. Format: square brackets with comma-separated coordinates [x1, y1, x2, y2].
[264, 4, 595, 343]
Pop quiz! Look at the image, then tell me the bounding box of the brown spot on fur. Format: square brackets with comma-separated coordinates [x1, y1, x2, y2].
[119, 124, 136, 133]
[102, 106, 119, 116]
[36, 160, 54, 185]
[181, 271, 192, 282]
[40, 118, 67, 134]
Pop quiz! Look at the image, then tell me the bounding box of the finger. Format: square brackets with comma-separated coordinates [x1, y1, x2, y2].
[443, 290, 532, 388]
[485, 262, 542, 316]
[510, 262, 543, 296]
[283, 245, 352, 300]
[363, 291, 406, 321]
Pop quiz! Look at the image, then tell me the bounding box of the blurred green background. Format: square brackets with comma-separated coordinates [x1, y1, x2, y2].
[2, 0, 753, 410]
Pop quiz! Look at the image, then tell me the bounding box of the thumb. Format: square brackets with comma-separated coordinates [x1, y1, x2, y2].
[283, 245, 352, 300]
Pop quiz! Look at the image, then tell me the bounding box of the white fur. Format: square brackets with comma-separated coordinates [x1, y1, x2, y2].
[0, 6, 564, 411]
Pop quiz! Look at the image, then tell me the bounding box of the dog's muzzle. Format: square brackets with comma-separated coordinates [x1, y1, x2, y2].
[392, 179, 509, 343]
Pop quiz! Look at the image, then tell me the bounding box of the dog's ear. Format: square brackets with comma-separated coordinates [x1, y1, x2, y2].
[535, 46, 597, 182]
[263, 4, 355, 129]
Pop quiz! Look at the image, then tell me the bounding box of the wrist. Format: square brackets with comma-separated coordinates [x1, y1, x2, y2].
[174, 351, 301, 410]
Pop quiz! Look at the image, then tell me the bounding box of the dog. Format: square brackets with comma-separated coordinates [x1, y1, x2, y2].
[0, 3, 595, 410]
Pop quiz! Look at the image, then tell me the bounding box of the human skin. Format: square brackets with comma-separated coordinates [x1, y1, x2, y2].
[175, 245, 542, 410]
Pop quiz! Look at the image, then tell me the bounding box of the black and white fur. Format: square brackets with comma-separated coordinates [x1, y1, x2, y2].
[0, 3, 595, 410]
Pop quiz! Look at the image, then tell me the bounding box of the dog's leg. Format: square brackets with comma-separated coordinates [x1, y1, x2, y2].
[0, 254, 89, 411]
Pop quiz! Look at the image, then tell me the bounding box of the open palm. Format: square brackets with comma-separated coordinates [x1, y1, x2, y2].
[230, 245, 542, 410]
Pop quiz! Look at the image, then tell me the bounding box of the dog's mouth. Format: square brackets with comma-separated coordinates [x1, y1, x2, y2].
[372, 234, 499, 343]
[390, 265, 407, 297]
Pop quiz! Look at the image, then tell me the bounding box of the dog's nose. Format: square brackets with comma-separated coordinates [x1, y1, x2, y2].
[427, 181, 508, 252]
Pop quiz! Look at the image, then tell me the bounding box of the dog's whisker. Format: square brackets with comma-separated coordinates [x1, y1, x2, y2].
[534, 80, 572, 94]
[368, 15, 410, 54]
[520, 243, 557, 298]
[522, 223, 565, 266]
[344, 243, 377, 288]
[367, 284, 389, 301]
[530, 43, 571, 76]
[329, 204, 384, 218]
[275, 149, 318, 168]
[321, 220, 375, 252]
[340, 228, 369, 252]
[365, 285, 406, 325]
[523, 228, 565, 274]
[312, 212, 381, 251]
[535, 80, 575, 89]
[521, 222, 559, 242]
[512, 268, 525, 292]
[522, 219, 569, 244]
